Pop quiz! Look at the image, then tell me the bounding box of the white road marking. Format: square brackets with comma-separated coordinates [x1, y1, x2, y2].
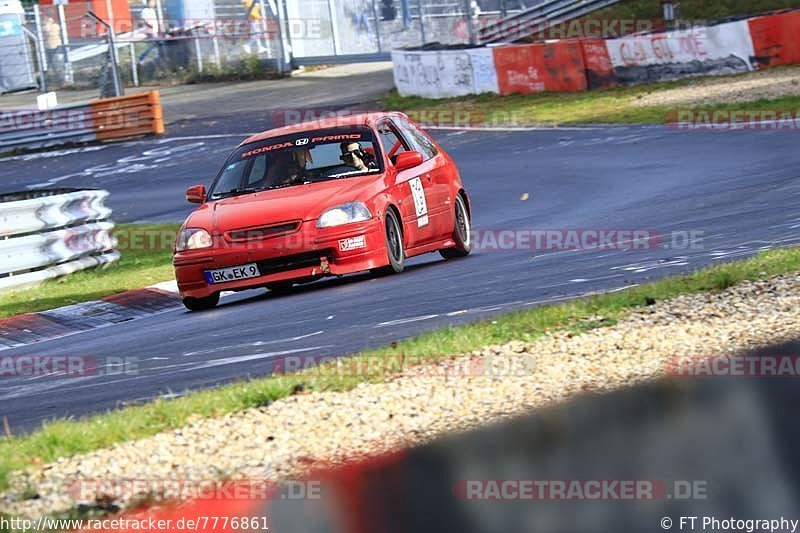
[606, 284, 640, 292]
[4, 345, 335, 401]
[376, 314, 439, 327]
[182, 330, 324, 357]
[151, 345, 332, 373]
[1, 145, 108, 161]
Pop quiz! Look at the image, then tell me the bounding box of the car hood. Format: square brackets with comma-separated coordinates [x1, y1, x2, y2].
[185, 175, 382, 233]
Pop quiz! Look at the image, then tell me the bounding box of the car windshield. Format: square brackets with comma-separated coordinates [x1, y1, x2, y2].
[208, 127, 382, 200]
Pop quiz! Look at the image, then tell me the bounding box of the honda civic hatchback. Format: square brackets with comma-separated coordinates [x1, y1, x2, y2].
[173, 112, 472, 311]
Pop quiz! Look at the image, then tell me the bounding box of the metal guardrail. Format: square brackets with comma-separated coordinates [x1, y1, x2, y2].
[294, 52, 392, 66]
[0, 91, 165, 155]
[0, 189, 119, 293]
[478, 0, 624, 43]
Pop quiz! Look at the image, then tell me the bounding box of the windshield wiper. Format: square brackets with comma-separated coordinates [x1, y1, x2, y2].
[265, 182, 303, 190]
[325, 169, 380, 180]
[212, 187, 263, 198]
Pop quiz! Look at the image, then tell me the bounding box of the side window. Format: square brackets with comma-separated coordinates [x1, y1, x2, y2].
[376, 120, 408, 164]
[213, 160, 249, 196]
[398, 118, 438, 160]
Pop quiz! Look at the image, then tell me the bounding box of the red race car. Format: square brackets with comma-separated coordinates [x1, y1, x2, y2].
[173, 112, 472, 311]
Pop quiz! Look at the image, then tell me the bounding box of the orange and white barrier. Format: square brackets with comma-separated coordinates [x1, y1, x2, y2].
[493, 40, 588, 94]
[603, 19, 756, 84]
[391, 9, 800, 99]
[0, 90, 164, 154]
[748, 10, 800, 68]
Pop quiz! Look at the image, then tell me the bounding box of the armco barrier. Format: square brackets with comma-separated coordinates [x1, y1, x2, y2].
[0, 189, 118, 293]
[0, 90, 164, 154]
[493, 40, 588, 94]
[748, 10, 800, 68]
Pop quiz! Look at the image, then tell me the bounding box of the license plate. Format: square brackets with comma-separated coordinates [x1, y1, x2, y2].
[205, 263, 260, 284]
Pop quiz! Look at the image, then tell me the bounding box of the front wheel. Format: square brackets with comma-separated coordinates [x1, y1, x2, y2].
[440, 194, 472, 259]
[183, 292, 220, 312]
[371, 209, 405, 275]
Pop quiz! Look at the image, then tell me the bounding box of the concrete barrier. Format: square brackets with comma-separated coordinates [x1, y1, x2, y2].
[604, 19, 756, 84]
[493, 40, 588, 94]
[391, 48, 499, 98]
[748, 10, 800, 68]
[391, 10, 799, 99]
[0, 189, 118, 293]
[580, 38, 617, 89]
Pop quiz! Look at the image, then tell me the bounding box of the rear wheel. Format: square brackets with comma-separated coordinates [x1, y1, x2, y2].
[440, 194, 472, 259]
[372, 209, 405, 275]
[182, 292, 220, 312]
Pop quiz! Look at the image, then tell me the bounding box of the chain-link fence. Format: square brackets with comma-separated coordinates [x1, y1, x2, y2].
[2, 0, 523, 98]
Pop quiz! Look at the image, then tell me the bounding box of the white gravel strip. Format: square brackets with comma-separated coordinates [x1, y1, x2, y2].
[4, 272, 800, 518]
[633, 64, 800, 107]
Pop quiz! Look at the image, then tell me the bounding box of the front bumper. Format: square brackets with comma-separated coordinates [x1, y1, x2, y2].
[173, 218, 385, 299]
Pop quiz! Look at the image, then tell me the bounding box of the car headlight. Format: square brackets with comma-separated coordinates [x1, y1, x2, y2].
[316, 202, 372, 228]
[176, 228, 213, 251]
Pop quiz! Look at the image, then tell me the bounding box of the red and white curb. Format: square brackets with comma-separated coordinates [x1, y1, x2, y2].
[0, 282, 183, 351]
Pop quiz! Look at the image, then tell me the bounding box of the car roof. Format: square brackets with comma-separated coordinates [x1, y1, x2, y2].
[239, 112, 406, 147]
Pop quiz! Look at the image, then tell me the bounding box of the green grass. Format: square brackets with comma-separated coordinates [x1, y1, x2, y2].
[384, 72, 800, 126]
[1, 246, 799, 491]
[594, 0, 800, 21]
[0, 224, 179, 319]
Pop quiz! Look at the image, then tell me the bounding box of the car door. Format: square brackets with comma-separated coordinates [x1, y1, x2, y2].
[376, 118, 443, 249]
[395, 116, 455, 242]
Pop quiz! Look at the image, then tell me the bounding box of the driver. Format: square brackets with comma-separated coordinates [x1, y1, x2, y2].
[340, 142, 375, 171]
[267, 148, 312, 186]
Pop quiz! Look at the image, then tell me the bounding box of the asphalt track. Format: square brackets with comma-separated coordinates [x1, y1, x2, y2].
[1, 124, 799, 432]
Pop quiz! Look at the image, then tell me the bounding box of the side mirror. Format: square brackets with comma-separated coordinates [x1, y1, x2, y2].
[186, 185, 206, 204]
[394, 151, 423, 172]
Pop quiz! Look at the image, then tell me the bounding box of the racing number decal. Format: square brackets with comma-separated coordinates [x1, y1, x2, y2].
[409, 177, 429, 227]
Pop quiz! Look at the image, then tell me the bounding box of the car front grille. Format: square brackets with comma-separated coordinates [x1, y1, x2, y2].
[226, 221, 301, 243]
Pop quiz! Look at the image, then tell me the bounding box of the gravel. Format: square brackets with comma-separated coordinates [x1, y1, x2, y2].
[4, 272, 800, 518]
[632, 64, 800, 107]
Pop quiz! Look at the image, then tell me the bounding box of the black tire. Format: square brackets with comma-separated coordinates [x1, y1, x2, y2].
[372, 208, 405, 275]
[266, 281, 294, 294]
[182, 292, 220, 312]
[440, 194, 472, 259]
